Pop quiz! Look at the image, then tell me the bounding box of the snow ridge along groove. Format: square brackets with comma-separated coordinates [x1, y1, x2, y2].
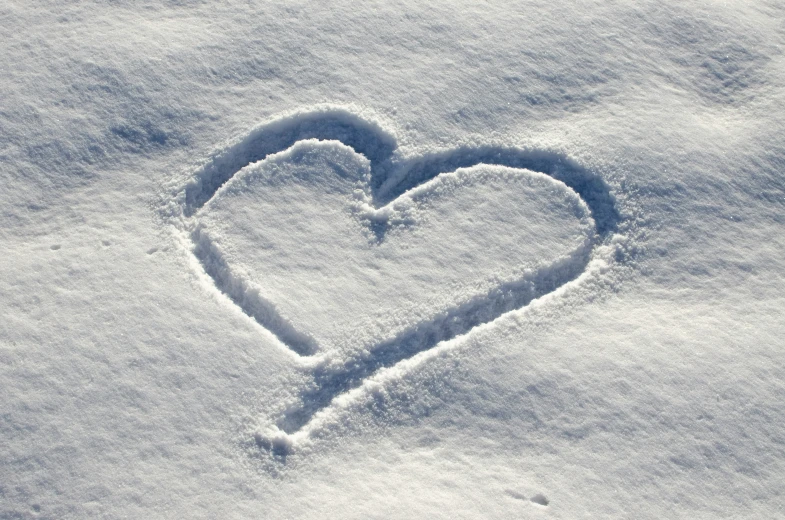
[165, 106, 621, 451]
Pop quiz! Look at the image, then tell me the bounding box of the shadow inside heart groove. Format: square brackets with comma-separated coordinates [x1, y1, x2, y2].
[176, 107, 620, 442]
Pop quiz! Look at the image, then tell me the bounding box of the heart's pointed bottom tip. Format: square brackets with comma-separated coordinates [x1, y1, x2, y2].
[254, 426, 297, 456]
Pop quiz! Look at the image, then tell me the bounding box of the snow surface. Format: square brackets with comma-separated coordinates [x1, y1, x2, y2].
[2, 1, 785, 518]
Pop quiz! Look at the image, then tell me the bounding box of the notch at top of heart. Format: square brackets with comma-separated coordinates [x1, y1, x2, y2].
[176, 105, 619, 239]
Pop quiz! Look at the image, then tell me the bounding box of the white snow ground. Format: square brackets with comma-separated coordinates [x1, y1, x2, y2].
[2, 1, 785, 518]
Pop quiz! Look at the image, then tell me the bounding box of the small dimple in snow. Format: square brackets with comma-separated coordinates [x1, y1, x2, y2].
[530, 493, 549, 506]
[505, 489, 527, 501]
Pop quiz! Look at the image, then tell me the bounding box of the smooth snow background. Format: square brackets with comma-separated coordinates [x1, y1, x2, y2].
[2, 1, 785, 518]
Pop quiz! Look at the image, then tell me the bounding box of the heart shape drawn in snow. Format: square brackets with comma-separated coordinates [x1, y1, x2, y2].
[165, 106, 620, 451]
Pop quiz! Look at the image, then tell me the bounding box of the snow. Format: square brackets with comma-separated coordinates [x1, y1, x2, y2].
[2, 1, 785, 518]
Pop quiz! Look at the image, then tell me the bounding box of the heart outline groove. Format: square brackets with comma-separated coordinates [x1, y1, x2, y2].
[165, 106, 621, 453]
